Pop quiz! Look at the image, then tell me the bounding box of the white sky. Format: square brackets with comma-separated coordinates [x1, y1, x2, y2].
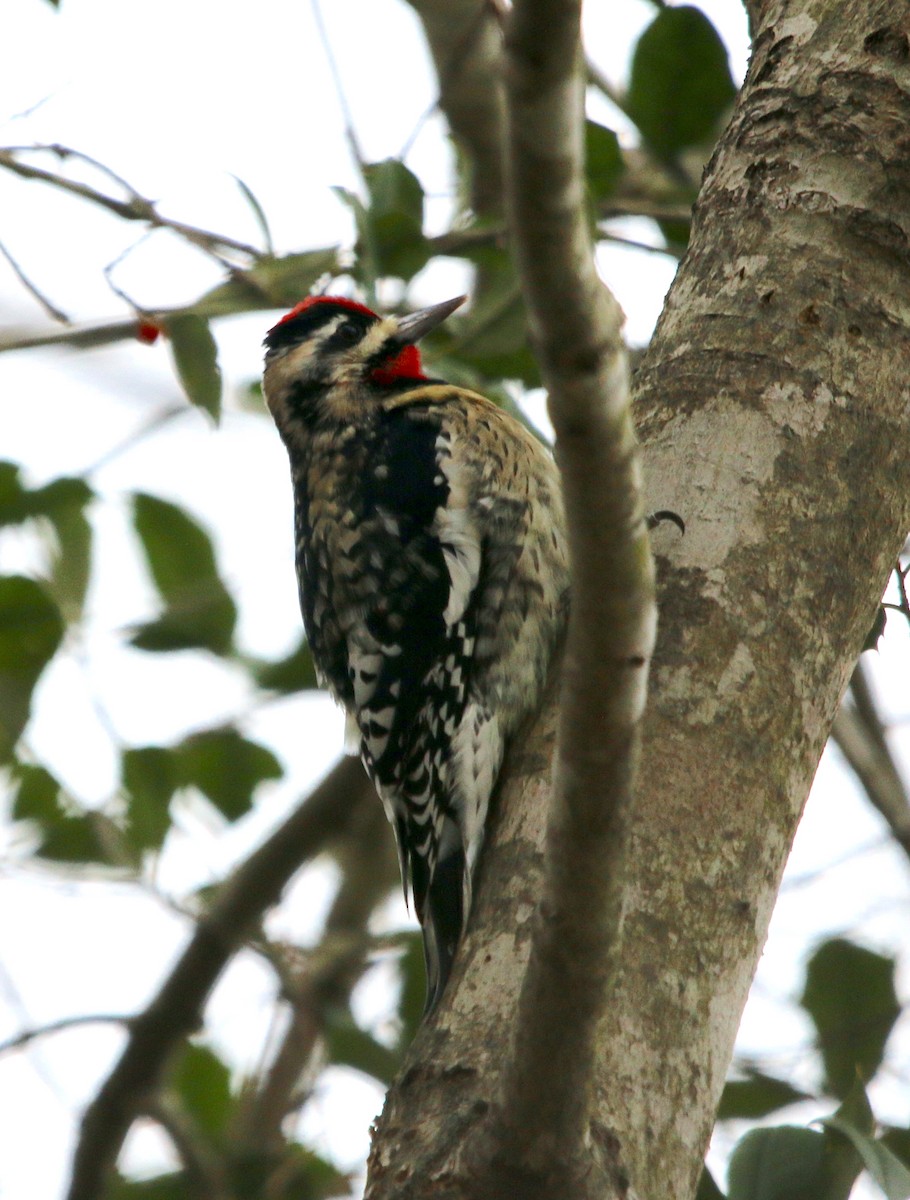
[0, 3, 907, 1199]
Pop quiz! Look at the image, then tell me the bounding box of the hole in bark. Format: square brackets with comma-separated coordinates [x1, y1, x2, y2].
[864, 27, 910, 60]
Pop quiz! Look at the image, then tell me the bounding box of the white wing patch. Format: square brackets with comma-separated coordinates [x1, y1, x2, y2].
[451, 702, 502, 912]
[433, 438, 481, 627]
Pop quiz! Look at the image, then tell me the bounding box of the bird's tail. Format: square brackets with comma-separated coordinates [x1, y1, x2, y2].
[421, 850, 465, 1013]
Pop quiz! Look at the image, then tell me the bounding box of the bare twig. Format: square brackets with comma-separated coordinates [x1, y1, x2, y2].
[585, 55, 626, 113]
[86, 405, 188, 475]
[310, 0, 368, 177]
[0, 145, 260, 259]
[0, 1013, 131, 1056]
[66, 756, 375, 1200]
[470, 0, 655, 1190]
[241, 798, 398, 1147]
[0, 237, 71, 322]
[831, 660, 910, 864]
[144, 1097, 231, 1200]
[599, 228, 682, 258]
[0, 317, 151, 354]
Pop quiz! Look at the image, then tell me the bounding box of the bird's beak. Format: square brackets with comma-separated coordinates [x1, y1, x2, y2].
[396, 295, 466, 344]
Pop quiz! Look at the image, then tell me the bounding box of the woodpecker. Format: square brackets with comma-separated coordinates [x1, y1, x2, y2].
[262, 294, 569, 1011]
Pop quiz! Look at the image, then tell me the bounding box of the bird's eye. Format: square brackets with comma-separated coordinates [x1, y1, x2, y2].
[334, 320, 361, 346]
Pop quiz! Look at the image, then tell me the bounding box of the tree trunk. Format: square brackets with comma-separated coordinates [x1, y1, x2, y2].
[365, 2, 910, 1196]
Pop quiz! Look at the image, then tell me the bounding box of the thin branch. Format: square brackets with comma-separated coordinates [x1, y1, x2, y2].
[0, 145, 260, 259]
[474, 0, 655, 1190]
[404, 0, 506, 218]
[585, 55, 627, 114]
[0, 237, 71, 322]
[310, 0, 368, 178]
[0, 317, 150, 354]
[602, 197, 694, 223]
[598, 227, 682, 259]
[66, 756, 375, 1200]
[831, 660, 910, 864]
[85, 405, 188, 475]
[0, 1013, 131, 1056]
[144, 1097, 231, 1200]
[240, 799, 398, 1147]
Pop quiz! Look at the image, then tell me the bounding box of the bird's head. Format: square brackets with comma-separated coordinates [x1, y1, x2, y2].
[262, 294, 465, 442]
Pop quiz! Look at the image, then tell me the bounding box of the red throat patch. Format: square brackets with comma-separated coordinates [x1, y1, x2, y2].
[371, 344, 425, 385]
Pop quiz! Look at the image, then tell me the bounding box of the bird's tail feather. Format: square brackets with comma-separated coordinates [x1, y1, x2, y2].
[421, 851, 465, 1013]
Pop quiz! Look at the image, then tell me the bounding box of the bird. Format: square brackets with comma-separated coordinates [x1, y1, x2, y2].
[262, 293, 569, 1011]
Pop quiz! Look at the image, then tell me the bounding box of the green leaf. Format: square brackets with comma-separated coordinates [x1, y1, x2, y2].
[12, 763, 63, 824]
[194, 274, 275, 318]
[882, 1127, 910, 1170]
[823, 1118, 910, 1199]
[131, 493, 236, 655]
[250, 636, 319, 693]
[243, 247, 341, 307]
[39, 811, 112, 863]
[169, 1042, 233, 1143]
[627, 5, 737, 158]
[0, 462, 35, 526]
[163, 313, 222, 420]
[362, 159, 429, 282]
[819, 1084, 872, 1200]
[719, 1069, 812, 1120]
[11, 763, 111, 864]
[175, 727, 282, 820]
[106, 1172, 188, 1200]
[697, 1166, 727, 1200]
[0, 468, 94, 620]
[192, 247, 341, 318]
[36, 478, 94, 620]
[727, 1127, 828, 1200]
[585, 120, 624, 202]
[230, 1146, 351, 1200]
[657, 214, 693, 253]
[452, 249, 539, 386]
[333, 185, 378, 294]
[232, 174, 274, 255]
[268, 1146, 351, 1199]
[800, 938, 900, 1098]
[323, 1007, 401, 1086]
[0, 576, 64, 760]
[122, 747, 178, 854]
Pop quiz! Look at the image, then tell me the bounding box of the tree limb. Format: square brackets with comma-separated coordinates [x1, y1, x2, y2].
[472, 0, 654, 1189]
[403, 0, 506, 217]
[66, 755, 375, 1200]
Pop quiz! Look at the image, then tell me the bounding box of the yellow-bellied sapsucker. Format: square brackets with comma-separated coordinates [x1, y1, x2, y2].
[263, 295, 569, 1010]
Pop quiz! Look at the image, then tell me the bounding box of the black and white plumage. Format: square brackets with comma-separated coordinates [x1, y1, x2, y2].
[263, 294, 569, 1010]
